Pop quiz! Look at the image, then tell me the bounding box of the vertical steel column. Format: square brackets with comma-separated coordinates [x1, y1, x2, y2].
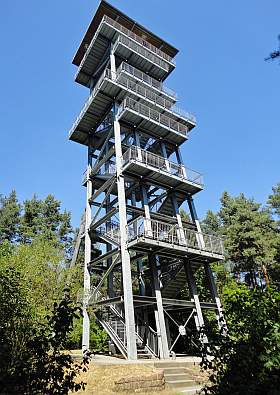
[160, 141, 171, 171]
[184, 260, 208, 344]
[131, 189, 145, 296]
[110, 43, 116, 79]
[175, 146, 187, 177]
[114, 106, 137, 360]
[171, 194, 186, 245]
[204, 263, 227, 334]
[82, 144, 93, 352]
[134, 130, 142, 161]
[149, 254, 170, 359]
[105, 142, 114, 298]
[187, 196, 205, 248]
[141, 184, 153, 237]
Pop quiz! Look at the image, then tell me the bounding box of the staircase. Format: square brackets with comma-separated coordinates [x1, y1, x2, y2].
[95, 221, 120, 246]
[93, 287, 158, 359]
[160, 259, 187, 298]
[154, 361, 204, 394]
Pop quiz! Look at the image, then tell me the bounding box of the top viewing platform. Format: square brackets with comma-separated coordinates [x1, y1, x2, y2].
[72, 0, 178, 87]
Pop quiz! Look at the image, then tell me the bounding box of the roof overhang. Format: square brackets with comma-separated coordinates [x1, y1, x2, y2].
[72, 0, 179, 67]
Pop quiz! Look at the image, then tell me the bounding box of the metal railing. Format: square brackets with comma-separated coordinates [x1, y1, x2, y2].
[75, 14, 174, 83]
[104, 15, 175, 65]
[127, 217, 224, 256]
[116, 70, 173, 109]
[135, 314, 158, 357]
[92, 286, 158, 357]
[116, 66, 196, 123]
[122, 146, 203, 187]
[113, 35, 170, 72]
[69, 67, 110, 137]
[122, 146, 184, 178]
[70, 66, 195, 137]
[120, 62, 177, 99]
[117, 97, 188, 135]
[96, 221, 121, 245]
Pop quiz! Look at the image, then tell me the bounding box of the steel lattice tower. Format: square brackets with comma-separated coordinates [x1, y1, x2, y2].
[69, 0, 226, 360]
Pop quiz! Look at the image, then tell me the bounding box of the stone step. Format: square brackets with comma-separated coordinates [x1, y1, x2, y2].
[154, 361, 197, 368]
[161, 367, 186, 374]
[167, 379, 197, 389]
[180, 386, 203, 394]
[165, 373, 194, 381]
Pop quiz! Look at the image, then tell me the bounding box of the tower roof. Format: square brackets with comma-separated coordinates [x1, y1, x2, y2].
[72, 0, 179, 67]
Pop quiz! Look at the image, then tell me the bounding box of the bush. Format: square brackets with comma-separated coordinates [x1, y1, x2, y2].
[200, 285, 280, 395]
[0, 266, 88, 395]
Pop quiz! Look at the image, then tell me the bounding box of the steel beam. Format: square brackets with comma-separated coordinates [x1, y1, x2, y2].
[113, 104, 137, 360]
[184, 259, 208, 344]
[149, 254, 169, 359]
[204, 262, 227, 334]
[82, 148, 93, 352]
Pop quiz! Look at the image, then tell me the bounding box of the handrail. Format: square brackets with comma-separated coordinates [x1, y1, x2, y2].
[113, 34, 170, 72]
[122, 146, 203, 186]
[115, 66, 196, 123]
[126, 216, 224, 255]
[69, 67, 109, 137]
[117, 97, 188, 136]
[116, 70, 173, 109]
[104, 15, 175, 65]
[70, 66, 195, 137]
[120, 62, 177, 99]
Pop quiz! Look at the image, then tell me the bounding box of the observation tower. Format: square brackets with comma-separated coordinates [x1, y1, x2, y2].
[69, 0, 225, 360]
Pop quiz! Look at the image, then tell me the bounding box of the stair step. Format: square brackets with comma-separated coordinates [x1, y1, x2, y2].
[166, 379, 197, 389]
[165, 373, 193, 381]
[162, 367, 186, 374]
[154, 362, 197, 368]
[180, 386, 203, 394]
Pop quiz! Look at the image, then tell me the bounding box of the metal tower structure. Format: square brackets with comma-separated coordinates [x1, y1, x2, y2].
[69, 0, 225, 360]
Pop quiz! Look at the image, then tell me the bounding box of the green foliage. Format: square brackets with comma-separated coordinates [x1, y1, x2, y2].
[268, 182, 280, 222]
[202, 210, 221, 234]
[65, 314, 108, 352]
[200, 285, 280, 395]
[0, 240, 81, 322]
[0, 264, 88, 394]
[0, 190, 21, 242]
[0, 191, 73, 256]
[219, 192, 277, 274]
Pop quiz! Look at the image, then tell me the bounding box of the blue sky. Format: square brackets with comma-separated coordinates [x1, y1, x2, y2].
[0, 0, 279, 228]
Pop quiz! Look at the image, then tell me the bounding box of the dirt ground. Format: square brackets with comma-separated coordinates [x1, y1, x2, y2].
[73, 364, 181, 395]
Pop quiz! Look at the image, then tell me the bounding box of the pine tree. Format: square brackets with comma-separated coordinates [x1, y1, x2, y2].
[0, 190, 21, 242]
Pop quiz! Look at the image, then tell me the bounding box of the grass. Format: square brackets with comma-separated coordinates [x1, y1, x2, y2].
[73, 364, 181, 395]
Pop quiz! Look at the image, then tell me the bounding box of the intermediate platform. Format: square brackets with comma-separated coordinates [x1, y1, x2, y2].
[122, 146, 203, 195]
[69, 67, 193, 147]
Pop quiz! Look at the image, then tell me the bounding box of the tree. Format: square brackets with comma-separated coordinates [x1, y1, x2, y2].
[200, 285, 280, 395]
[0, 190, 21, 243]
[267, 183, 280, 286]
[20, 194, 73, 253]
[268, 182, 280, 222]
[218, 192, 277, 286]
[201, 210, 221, 235]
[0, 264, 88, 394]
